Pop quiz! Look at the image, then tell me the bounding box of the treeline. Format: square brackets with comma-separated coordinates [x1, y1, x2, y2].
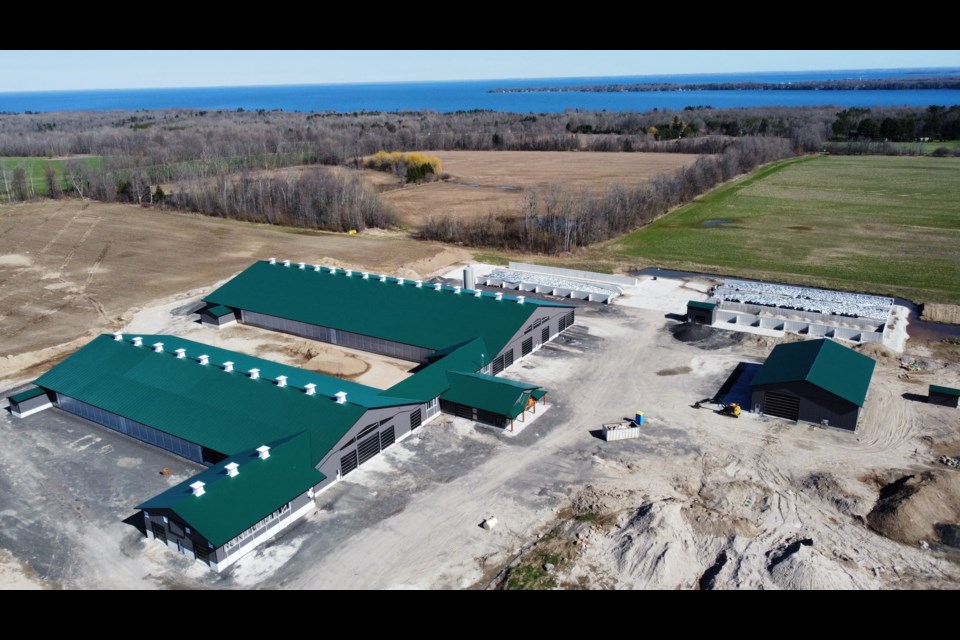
[420, 137, 793, 253]
[831, 105, 960, 142]
[490, 76, 960, 93]
[168, 168, 392, 231]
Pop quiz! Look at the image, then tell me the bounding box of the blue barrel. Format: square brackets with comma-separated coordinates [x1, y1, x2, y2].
[635, 411, 644, 426]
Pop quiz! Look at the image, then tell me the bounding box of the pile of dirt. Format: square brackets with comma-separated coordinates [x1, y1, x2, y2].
[767, 540, 864, 590]
[855, 342, 898, 364]
[569, 485, 638, 519]
[800, 472, 870, 519]
[867, 471, 960, 549]
[281, 340, 368, 378]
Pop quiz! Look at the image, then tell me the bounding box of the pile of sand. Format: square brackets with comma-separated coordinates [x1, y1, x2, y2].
[767, 541, 863, 590]
[855, 342, 898, 364]
[800, 472, 869, 519]
[867, 471, 960, 549]
[281, 340, 368, 378]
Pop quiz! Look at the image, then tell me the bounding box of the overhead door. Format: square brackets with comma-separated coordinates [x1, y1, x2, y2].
[763, 392, 800, 421]
[455, 404, 474, 420]
[152, 523, 168, 544]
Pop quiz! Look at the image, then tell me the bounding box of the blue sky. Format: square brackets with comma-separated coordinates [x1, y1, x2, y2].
[1, 50, 957, 92]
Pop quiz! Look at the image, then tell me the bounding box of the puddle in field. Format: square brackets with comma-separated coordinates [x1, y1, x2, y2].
[703, 219, 736, 228]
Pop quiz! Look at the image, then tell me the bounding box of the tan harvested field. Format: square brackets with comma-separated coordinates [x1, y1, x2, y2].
[378, 151, 700, 227]
[0, 200, 469, 379]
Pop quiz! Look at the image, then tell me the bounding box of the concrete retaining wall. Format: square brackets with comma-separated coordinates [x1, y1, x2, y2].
[483, 277, 615, 304]
[714, 309, 883, 343]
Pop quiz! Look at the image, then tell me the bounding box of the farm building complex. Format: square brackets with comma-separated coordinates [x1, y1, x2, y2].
[750, 338, 876, 431]
[7, 259, 574, 571]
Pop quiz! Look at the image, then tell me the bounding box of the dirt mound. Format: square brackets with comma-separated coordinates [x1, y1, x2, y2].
[767, 541, 864, 590]
[800, 472, 869, 518]
[669, 322, 780, 352]
[281, 340, 368, 378]
[569, 485, 638, 518]
[855, 342, 898, 364]
[867, 471, 960, 549]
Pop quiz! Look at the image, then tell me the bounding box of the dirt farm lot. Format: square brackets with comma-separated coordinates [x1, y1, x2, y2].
[376, 151, 700, 227]
[2, 228, 959, 588]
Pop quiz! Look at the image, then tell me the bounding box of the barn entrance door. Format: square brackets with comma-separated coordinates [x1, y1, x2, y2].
[763, 392, 800, 421]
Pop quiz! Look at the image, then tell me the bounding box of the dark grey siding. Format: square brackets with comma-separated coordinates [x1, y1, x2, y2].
[55, 394, 205, 462]
[314, 402, 431, 484]
[141, 508, 212, 565]
[240, 310, 433, 363]
[496, 306, 572, 368]
[929, 391, 959, 408]
[200, 309, 236, 326]
[687, 306, 714, 324]
[439, 400, 508, 428]
[751, 381, 861, 431]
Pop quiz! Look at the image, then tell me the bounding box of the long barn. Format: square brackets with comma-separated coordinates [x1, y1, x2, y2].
[8, 259, 575, 571]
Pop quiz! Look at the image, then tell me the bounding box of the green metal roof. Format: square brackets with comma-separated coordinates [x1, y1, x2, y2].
[442, 371, 541, 419]
[8, 386, 46, 404]
[751, 339, 876, 407]
[204, 261, 571, 354]
[34, 334, 414, 456]
[385, 338, 489, 402]
[930, 384, 960, 397]
[138, 433, 324, 547]
[688, 300, 717, 310]
[205, 305, 234, 318]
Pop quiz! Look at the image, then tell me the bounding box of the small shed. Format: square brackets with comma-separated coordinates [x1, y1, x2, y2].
[687, 300, 717, 325]
[199, 305, 237, 328]
[929, 384, 960, 408]
[7, 386, 53, 418]
[439, 371, 547, 430]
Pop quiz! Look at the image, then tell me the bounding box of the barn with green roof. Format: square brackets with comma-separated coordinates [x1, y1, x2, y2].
[7, 259, 574, 571]
[750, 338, 876, 430]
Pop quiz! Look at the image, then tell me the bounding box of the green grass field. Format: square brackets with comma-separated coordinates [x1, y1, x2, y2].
[1, 156, 102, 197]
[612, 155, 960, 304]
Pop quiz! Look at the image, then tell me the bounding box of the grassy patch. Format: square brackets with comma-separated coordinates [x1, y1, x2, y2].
[504, 547, 560, 590]
[1, 156, 102, 197]
[610, 155, 960, 304]
[471, 251, 510, 266]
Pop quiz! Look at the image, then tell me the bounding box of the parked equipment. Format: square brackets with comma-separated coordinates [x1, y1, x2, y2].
[720, 402, 741, 418]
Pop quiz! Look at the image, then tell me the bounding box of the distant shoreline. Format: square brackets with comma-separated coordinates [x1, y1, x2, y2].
[490, 76, 960, 94]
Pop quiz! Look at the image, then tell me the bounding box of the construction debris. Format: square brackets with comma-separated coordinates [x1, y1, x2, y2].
[938, 455, 960, 469]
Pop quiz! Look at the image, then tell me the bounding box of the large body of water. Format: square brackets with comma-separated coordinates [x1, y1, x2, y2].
[2, 68, 959, 113]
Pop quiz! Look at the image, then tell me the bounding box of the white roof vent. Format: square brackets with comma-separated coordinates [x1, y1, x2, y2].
[434, 283, 442, 291]
[304, 383, 316, 395]
[314, 264, 322, 272]
[276, 375, 287, 388]
[113, 332, 123, 341]
[198, 355, 210, 366]
[454, 286, 461, 294]
[223, 361, 234, 372]
[175, 348, 186, 359]
[379, 275, 386, 282]
[345, 269, 352, 276]
[397, 277, 404, 285]
[190, 481, 206, 497]
[268, 257, 276, 265]
[517, 296, 525, 304]
[474, 290, 482, 297]
[256, 445, 271, 460]
[153, 342, 164, 353]
[362, 272, 369, 279]
[249, 368, 260, 380]
[415, 280, 422, 288]
[282, 259, 291, 267]
[224, 462, 239, 477]
[495, 292, 503, 301]
[132, 336, 143, 347]
[334, 391, 347, 404]
[298, 262, 305, 269]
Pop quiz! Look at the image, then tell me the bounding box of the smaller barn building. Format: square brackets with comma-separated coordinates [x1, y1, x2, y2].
[750, 339, 876, 431]
[687, 300, 716, 325]
[929, 385, 960, 408]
